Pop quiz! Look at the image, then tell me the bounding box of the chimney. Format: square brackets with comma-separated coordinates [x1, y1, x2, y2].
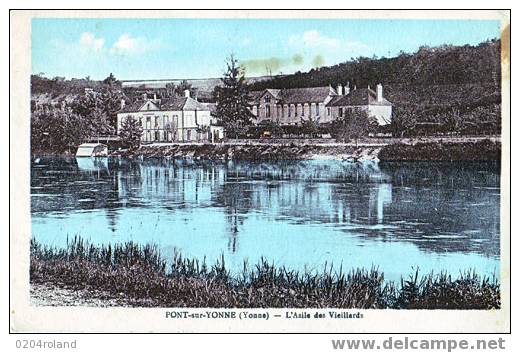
[153, 93, 157, 100]
[142, 93, 147, 100]
[336, 84, 343, 96]
[344, 82, 350, 95]
[184, 89, 190, 98]
[377, 84, 383, 102]
[120, 99, 125, 110]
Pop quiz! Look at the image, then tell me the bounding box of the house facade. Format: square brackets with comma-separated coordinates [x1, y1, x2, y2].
[325, 84, 392, 125]
[249, 84, 392, 126]
[249, 86, 337, 125]
[117, 91, 224, 143]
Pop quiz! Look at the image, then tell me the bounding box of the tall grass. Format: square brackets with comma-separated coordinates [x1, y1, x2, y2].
[30, 237, 500, 309]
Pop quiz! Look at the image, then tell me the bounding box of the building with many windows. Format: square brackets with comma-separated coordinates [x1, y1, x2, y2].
[249, 86, 337, 125]
[117, 90, 224, 143]
[249, 83, 392, 126]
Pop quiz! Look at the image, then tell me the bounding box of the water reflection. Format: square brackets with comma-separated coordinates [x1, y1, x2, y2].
[31, 156, 501, 281]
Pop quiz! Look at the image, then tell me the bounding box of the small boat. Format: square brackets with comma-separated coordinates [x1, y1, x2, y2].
[76, 143, 108, 157]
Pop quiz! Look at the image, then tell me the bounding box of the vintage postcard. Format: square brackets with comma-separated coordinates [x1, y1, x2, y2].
[10, 10, 510, 333]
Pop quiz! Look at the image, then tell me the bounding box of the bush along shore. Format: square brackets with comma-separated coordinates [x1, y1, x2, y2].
[378, 140, 501, 161]
[30, 237, 500, 309]
[111, 139, 501, 162]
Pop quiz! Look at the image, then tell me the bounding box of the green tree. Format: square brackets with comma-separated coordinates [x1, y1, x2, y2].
[443, 107, 465, 135]
[174, 80, 193, 96]
[391, 106, 418, 137]
[31, 107, 89, 153]
[300, 116, 320, 138]
[213, 55, 255, 138]
[165, 83, 176, 97]
[103, 73, 119, 87]
[332, 108, 377, 146]
[70, 86, 124, 133]
[263, 120, 284, 138]
[196, 125, 211, 141]
[119, 116, 143, 150]
[165, 119, 178, 141]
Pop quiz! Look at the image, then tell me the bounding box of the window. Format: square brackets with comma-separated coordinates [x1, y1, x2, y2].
[301, 104, 305, 117]
[155, 116, 160, 128]
[264, 95, 271, 103]
[316, 104, 320, 116]
[288, 105, 292, 117]
[155, 131, 160, 141]
[146, 116, 151, 129]
[187, 130, 191, 141]
[327, 107, 331, 116]
[265, 104, 270, 118]
[339, 108, 343, 117]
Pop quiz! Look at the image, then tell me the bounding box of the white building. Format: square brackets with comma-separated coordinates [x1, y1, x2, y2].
[326, 84, 392, 125]
[117, 90, 224, 143]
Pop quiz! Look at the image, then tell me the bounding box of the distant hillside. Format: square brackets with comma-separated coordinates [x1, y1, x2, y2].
[121, 75, 279, 91]
[30, 75, 123, 109]
[249, 40, 501, 90]
[30, 74, 278, 102]
[120, 75, 282, 102]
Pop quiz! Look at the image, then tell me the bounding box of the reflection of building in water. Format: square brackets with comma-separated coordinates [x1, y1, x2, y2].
[76, 158, 122, 233]
[369, 184, 393, 223]
[115, 161, 395, 228]
[247, 181, 393, 226]
[75, 157, 109, 174]
[116, 161, 227, 209]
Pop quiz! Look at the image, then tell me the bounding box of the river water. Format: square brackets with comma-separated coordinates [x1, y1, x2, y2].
[31, 156, 501, 282]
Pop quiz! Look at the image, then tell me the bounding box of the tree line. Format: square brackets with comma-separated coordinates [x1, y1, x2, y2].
[249, 39, 501, 91]
[31, 74, 125, 153]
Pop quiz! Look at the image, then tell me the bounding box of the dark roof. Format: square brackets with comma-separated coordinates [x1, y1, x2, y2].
[280, 86, 333, 104]
[326, 88, 392, 107]
[119, 97, 208, 113]
[119, 100, 152, 113]
[251, 86, 335, 105]
[161, 96, 207, 111]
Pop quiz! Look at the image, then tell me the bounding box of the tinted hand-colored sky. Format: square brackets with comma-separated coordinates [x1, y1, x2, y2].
[32, 18, 500, 80]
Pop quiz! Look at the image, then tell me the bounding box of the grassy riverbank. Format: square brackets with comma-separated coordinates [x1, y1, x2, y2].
[110, 138, 501, 162]
[115, 142, 365, 161]
[30, 237, 500, 309]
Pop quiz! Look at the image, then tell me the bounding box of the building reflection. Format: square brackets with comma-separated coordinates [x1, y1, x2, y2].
[31, 157, 500, 257]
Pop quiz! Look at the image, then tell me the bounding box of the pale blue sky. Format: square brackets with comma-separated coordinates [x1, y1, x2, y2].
[32, 18, 500, 80]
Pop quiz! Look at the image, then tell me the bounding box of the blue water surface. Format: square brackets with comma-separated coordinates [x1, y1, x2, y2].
[31, 156, 501, 282]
